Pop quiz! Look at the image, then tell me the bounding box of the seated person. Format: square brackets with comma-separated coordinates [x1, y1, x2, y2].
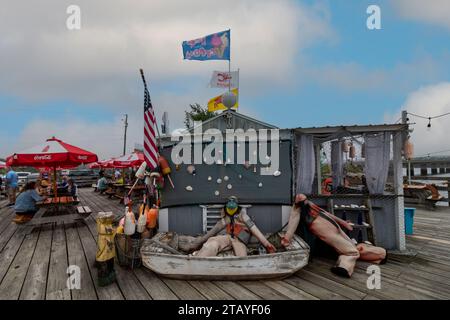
[67, 178, 78, 200]
[13, 181, 44, 224]
[282, 194, 386, 278]
[37, 179, 50, 196]
[97, 173, 108, 194]
[115, 174, 124, 185]
[185, 196, 276, 257]
[58, 176, 69, 193]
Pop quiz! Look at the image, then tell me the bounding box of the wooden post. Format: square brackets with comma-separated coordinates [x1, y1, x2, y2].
[393, 131, 406, 251]
[315, 144, 322, 195]
[53, 166, 58, 198]
[447, 179, 450, 208]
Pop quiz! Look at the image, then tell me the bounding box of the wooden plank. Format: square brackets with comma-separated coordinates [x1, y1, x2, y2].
[0, 207, 15, 234]
[0, 228, 40, 299]
[0, 222, 18, 253]
[238, 281, 291, 300]
[212, 281, 261, 300]
[296, 269, 367, 300]
[65, 224, 97, 300]
[46, 224, 71, 300]
[188, 281, 234, 300]
[284, 275, 348, 300]
[306, 258, 438, 300]
[19, 225, 53, 300]
[29, 214, 83, 226]
[263, 280, 319, 300]
[114, 265, 152, 300]
[0, 226, 32, 283]
[162, 279, 206, 300]
[77, 223, 124, 300]
[134, 268, 178, 300]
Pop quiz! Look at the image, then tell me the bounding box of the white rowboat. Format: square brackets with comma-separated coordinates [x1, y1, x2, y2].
[140, 232, 309, 280]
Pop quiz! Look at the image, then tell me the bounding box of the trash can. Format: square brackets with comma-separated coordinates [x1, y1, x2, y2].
[404, 207, 416, 235]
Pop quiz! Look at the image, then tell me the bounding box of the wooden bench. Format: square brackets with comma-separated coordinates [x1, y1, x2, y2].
[77, 206, 92, 214]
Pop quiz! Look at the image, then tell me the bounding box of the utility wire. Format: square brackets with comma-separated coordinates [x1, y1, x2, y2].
[407, 111, 450, 120]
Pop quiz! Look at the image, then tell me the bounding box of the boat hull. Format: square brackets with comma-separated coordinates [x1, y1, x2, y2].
[140, 234, 309, 280]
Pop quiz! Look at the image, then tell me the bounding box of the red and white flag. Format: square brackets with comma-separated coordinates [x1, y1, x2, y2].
[209, 70, 239, 88]
[142, 77, 159, 169]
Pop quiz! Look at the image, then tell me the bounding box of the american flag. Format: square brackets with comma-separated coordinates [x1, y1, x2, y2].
[141, 69, 159, 169]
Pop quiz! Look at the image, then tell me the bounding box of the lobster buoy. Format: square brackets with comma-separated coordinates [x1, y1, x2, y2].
[349, 144, 356, 159]
[136, 209, 147, 233]
[135, 161, 147, 179]
[342, 141, 349, 153]
[158, 155, 175, 189]
[124, 207, 136, 235]
[146, 207, 159, 229]
[404, 139, 414, 160]
[159, 155, 171, 175]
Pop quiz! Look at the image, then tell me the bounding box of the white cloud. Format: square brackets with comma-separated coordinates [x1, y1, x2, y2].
[305, 55, 447, 93]
[0, 0, 334, 106]
[393, 0, 450, 30]
[387, 82, 450, 157]
[0, 0, 335, 157]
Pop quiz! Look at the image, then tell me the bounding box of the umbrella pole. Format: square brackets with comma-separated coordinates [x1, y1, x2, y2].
[53, 166, 58, 197]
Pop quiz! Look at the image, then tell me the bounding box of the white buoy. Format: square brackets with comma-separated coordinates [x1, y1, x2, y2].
[215, 190, 220, 196]
[186, 186, 193, 191]
[224, 176, 229, 181]
[258, 182, 263, 188]
[227, 184, 232, 190]
[217, 178, 222, 184]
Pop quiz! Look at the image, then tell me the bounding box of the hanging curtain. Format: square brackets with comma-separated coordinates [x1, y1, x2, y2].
[363, 132, 391, 194]
[296, 134, 315, 194]
[331, 141, 344, 191]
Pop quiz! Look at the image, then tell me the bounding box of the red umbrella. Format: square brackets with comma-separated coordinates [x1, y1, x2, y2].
[112, 151, 144, 168]
[6, 137, 98, 196]
[87, 162, 102, 169]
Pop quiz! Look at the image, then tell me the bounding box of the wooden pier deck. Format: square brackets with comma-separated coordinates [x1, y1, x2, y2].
[1, 188, 450, 300]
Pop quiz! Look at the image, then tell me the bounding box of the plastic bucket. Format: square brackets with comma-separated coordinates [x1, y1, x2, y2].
[404, 207, 416, 235]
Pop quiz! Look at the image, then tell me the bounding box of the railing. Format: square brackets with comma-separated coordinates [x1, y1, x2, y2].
[405, 176, 450, 206]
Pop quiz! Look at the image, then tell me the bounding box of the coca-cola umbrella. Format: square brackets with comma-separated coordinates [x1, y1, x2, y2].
[112, 151, 144, 168]
[6, 137, 98, 196]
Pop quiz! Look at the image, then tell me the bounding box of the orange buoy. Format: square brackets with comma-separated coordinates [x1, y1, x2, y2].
[342, 141, 349, 153]
[404, 139, 414, 160]
[349, 144, 356, 159]
[158, 155, 175, 189]
[146, 207, 159, 229]
[159, 155, 171, 175]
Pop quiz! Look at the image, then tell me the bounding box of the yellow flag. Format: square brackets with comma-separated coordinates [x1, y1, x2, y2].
[208, 88, 238, 112]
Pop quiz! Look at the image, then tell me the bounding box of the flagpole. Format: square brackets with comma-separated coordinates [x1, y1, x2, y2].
[228, 59, 231, 92]
[237, 68, 240, 112]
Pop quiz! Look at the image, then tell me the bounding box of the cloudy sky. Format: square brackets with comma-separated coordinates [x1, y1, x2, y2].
[1, 0, 449, 159]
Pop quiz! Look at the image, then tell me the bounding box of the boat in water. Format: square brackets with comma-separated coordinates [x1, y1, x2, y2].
[140, 232, 310, 280]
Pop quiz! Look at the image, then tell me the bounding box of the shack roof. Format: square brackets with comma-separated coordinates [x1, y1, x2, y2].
[293, 123, 408, 135]
[189, 109, 278, 133]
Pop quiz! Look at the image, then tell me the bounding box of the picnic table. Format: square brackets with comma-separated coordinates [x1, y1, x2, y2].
[104, 183, 133, 203]
[125, 184, 146, 199]
[28, 196, 89, 226]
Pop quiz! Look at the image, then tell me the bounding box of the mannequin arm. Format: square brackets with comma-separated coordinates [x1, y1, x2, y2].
[241, 212, 270, 247]
[284, 206, 301, 242]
